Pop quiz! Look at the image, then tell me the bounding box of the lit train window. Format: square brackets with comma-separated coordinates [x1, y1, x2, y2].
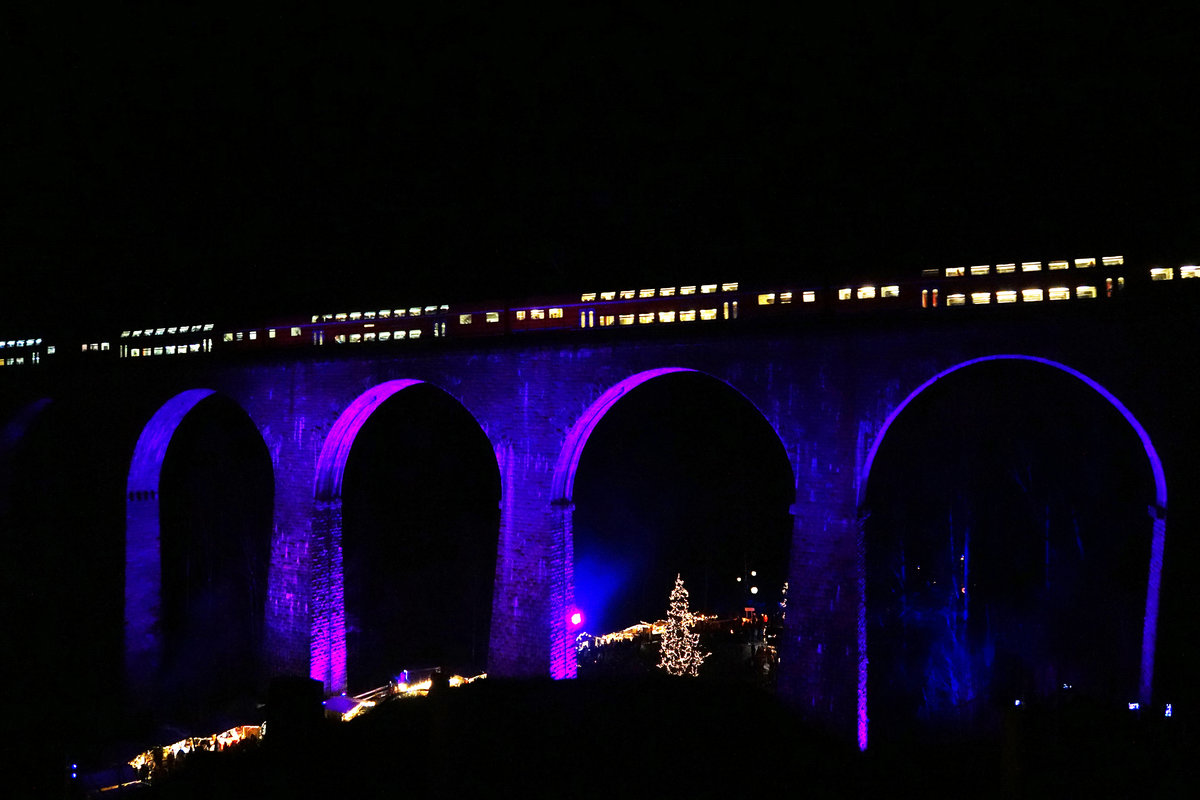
[133, 330, 143, 337]
[311, 315, 320, 323]
[992, 263, 1014, 274]
[619, 314, 635, 325]
[758, 293, 776, 305]
[223, 332, 233, 342]
[680, 286, 696, 295]
[410, 330, 421, 339]
[189, 343, 201, 352]
[166, 345, 176, 355]
[1075, 258, 1096, 269]
[153, 347, 163, 356]
[947, 294, 966, 306]
[155, 328, 166, 336]
[639, 289, 655, 298]
[857, 286, 876, 299]
[394, 310, 406, 318]
[130, 350, 139, 358]
[620, 290, 635, 299]
[409, 307, 421, 316]
[721, 282, 738, 292]
[440, 304, 449, 312]
[249, 331, 257, 340]
[101, 342, 110, 351]
[379, 331, 391, 341]
[191, 325, 202, 332]
[658, 311, 676, 323]
[268, 329, 277, 339]
[838, 288, 851, 300]
[394, 331, 406, 340]
[350, 312, 362, 320]
[1150, 267, 1174, 281]
[601, 291, 616, 300]
[335, 313, 347, 321]
[971, 292, 991, 304]
[515, 311, 526, 321]
[1021, 262, 1041, 272]
[549, 308, 564, 319]
[1102, 255, 1124, 267]
[47, 345, 55, 354]
[922, 289, 929, 307]
[364, 311, 376, 320]
[680, 310, 697, 321]
[334, 335, 346, 344]
[701, 284, 717, 294]
[945, 267, 965, 277]
[424, 306, 437, 314]
[379, 310, 391, 318]
[780, 292, 792, 303]
[531, 309, 545, 320]
[1022, 288, 1044, 302]
[600, 315, 615, 326]
[363, 332, 376, 342]
[1076, 286, 1097, 299]
[459, 314, 473, 324]
[1049, 287, 1070, 300]
[638, 312, 654, 323]
[997, 290, 1017, 304]
[291, 327, 301, 336]
[970, 265, 989, 275]
[1049, 260, 1069, 270]
[660, 287, 676, 297]
[881, 285, 899, 298]
[581, 293, 597, 302]
[485, 312, 500, 323]
[699, 308, 718, 320]
[803, 291, 815, 303]
[120, 330, 130, 338]
[1182, 266, 1199, 279]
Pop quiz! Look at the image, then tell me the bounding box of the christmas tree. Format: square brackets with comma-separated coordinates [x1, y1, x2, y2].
[657, 573, 708, 676]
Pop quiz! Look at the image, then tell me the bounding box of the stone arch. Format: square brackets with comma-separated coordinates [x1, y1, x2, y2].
[855, 354, 1167, 750]
[125, 388, 275, 702]
[549, 367, 794, 680]
[310, 379, 499, 693]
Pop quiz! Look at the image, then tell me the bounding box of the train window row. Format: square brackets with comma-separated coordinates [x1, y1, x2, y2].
[120, 340, 215, 358]
[580, 282, 738, 303]
[120, 324, 214, 338]
[935, 256, 1121, 279]
[309, 305, 450, 324]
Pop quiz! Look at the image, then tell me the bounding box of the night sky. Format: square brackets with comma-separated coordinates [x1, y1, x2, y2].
[4, 5, 1198, 336]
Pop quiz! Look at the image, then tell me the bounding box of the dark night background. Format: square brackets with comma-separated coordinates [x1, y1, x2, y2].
[3, 4, 1198, 337]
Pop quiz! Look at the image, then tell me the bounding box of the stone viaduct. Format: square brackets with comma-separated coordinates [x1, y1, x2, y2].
[2, 290, 1196, 748]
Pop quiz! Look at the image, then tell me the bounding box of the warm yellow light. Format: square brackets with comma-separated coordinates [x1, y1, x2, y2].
[1075, 258, 1096, 269]
[838, 288, 851, 300]
[701, 284, 718, 294]
[780, 291, 793, 303]
[680, 285, 696, 295]
[857, 285, 876, 299]
[680, 310, 697, 321]
[1102, 255, 1124, 266]
[758, 293, 776, 305]
[660, 287, 676, 296]
[1150, 267, 1174, 281]
[1181, 266, 1199, 279]
[881, 285, 899, 298]
[1022, 262, 1042, 272]
[996, 263, 1016, 273]
[581, 292, 597, 302]
[997, 290, 1017, 303]
[638, 312, 654, 323]
[620, 290, 635, 299]
[1022, 288, 1044, 302]
[945, 267, 965, 277]
[1049, 260, 1069, 270]
[549, 308, 564, 319]
[619, 314, 634, 325]
[947, 293, 966, 306]
[722, 282, 738, 292]
[639, 289, 655, 298]
[699, 308, 718, 320]
[970, 265, 989, 275]
[802, 290, 816, 303]
[971, 292, 991, 304]
[658, 311, 676, 323]
[1076, 286, 1097, 299]
[601, 291, 616, 300]
[1049, 287, 1070, 300]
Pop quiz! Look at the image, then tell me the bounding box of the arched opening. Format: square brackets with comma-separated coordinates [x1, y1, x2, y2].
[859, 355, 1165, 748]
[559, 368, 794, 682]
[126, 390, 273, 727]
[313, 380, 499, 693]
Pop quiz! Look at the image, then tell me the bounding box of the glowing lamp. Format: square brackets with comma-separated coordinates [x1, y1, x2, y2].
[568, 610, 583, 629]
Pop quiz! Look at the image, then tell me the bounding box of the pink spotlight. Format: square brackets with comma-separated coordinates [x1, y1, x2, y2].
[569, 610, 583, 628]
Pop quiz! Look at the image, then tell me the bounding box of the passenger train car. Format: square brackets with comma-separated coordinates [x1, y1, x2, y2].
[1, 255, 1196, 370]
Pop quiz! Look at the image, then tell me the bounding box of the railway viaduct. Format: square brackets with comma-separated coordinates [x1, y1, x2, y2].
[2, 291, 1196, 747]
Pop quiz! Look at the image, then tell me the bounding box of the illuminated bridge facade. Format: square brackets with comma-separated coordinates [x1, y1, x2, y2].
[1, 282, 1196, 748]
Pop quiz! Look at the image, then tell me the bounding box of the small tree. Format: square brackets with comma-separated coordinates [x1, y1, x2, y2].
[658, 574, 708, 676]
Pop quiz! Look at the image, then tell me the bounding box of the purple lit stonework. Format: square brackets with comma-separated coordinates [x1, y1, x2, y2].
[70, 300, 1181, 745]
[856, 354, 1167, 751]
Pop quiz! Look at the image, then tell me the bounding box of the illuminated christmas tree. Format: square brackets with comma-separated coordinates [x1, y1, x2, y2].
[657, 574, 708, 676]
